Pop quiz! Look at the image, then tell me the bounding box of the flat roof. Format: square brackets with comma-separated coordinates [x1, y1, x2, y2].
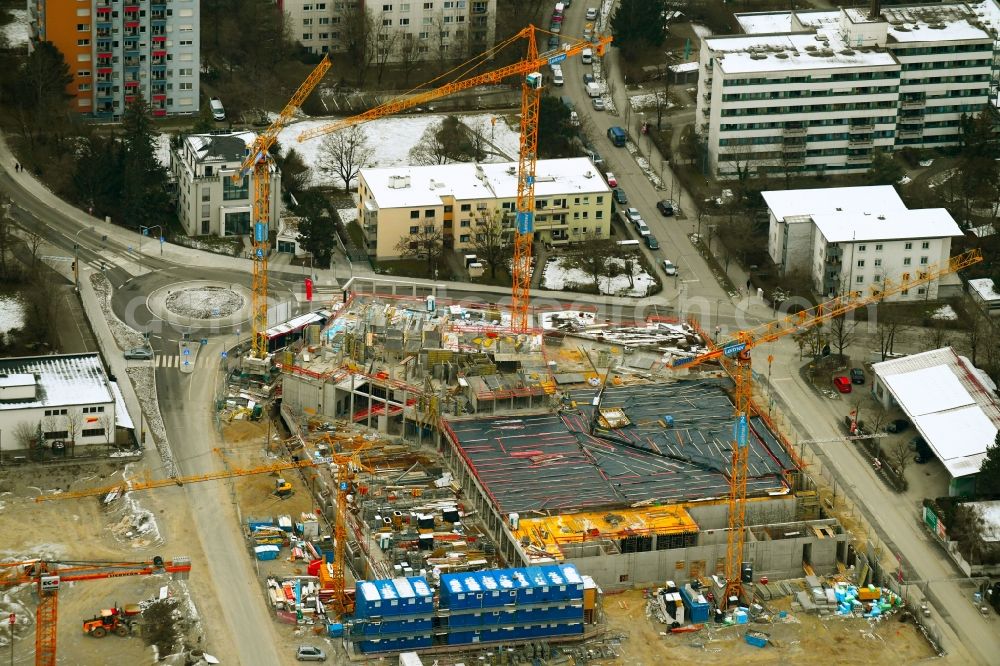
[883, 4, 994, 42]
[445, 380, 793, 514]
[361, 158, 609, 209]
[184, 132, 256, 164]
[763, 185, 906, 221]
[811, 208, 963, 243]
[735, 11, 793, 34]
[705, 33, 898, 74]
[0, 353, 112, 411]
[110, 382, 134, 431]
[969, 278, 1000, 302]
[873, 347, 1000, 478]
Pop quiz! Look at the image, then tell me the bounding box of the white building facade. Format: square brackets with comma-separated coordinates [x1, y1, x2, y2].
[696, 3, 999, 178]
[763, 185, 963, 299]
[0, 354, 125, 451]
[279, 0, 497, 63]
[170, 132, 281, 238]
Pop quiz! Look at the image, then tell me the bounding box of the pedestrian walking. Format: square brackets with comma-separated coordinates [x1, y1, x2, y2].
[14, 162, 20, 173]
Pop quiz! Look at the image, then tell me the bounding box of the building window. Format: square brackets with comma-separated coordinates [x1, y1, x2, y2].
[920, 256, 928, 265]
[223, 175, 249, 200]
[904, 242, 912, 250]
[409, 226, 418, 234]
[224, 211, 251, 236]
[460, 220, 470, 227]
[875, 244, 882, 251]
[460, 234, 470, 242]
[44, 431, 69, 440]
[77, 24, 90, 31]
[82, 406, 105, 414]
[917, 287, 926, 295]
[424, 209, 435, 217]
[82, 428, 106, 438]
[857, 244, 866, 252]
[856, 276, 864, 283]
[874, 259, 881, 267]
[921, 241, 930, 249]
[856, 260, 865, 268]
[903, 257, 911, 265]
[410, 210, 420, 218]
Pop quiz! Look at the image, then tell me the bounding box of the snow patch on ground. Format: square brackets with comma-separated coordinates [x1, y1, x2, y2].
[126, 366, 175, 476]
[1, 10, 29, 48]
[109, 483, 163, 549]
[154, 133, 172, 168]
[628, 93, 675, 112]
[691, 23, 713, 39]
[0, 293, 24, 335]
[337, 207, 359, 224]
[541, 256, 656, 297]
[91, 273, 146, 350]
[930, 304, 958, 321]
[276, 112, 521, 189]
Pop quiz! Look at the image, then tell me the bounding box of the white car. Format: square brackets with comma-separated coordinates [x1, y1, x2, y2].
[592, 97, 605, 111]
[662, 259, 677, 275]
[636, 221, 651, 237]
[586, 7, 598, 20]
[625, 207, 642, 223]
[605, 172, 617, 187]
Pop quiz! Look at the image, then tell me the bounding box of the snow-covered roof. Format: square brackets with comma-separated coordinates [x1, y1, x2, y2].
[110, 382, 134, 431]
[668, 61, 699, 73]
[811, 208, 963, 243]
[360, 158, 609, 210]
[735, 11, 794, 34]
[184, 132, 257, 164]
[873, 347, 1000, 479]
[763, 185, 906, 221]
[969, 278, 1000, 303]
[883, 4, 994, 43]
[0, 354, 112, 411]
[705, 32, 898, 74]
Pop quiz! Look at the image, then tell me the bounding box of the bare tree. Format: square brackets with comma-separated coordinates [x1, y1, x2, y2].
[967, 310, 990, 366]
[13, 421, 40, 449]
[317, 125, 375, 192]
[396, 33, 422, 86]
[23, 227, 44, 268]
[64, 411, 81, 443]
[829, 314, 859, 360]
[343, 7, 377, 88]
[928, 320, 950, 350]
[408, 116, 483, 165]
[877, 313, 904, 361]
[395, 223, 444, 276]
[372, 14, 399, 85]
[41, 415, 56, 439]
[0, 195, 16, 280]
[98, 413, 114, 446]
[885, 439, 911, 478]
[471, 208, 512, 279]
[654, 73, 672, 131]
[568, 239, 616, 292]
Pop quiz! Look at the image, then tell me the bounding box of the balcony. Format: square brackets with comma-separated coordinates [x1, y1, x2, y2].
[900, 97, 925, 109]
[849, 122, 874, 132]
[898, 115, 924, 126]
[783, 124, 807, 137]
[846, 153, 871, 163]
[785, 155, 806, 165]
[897, 126, 923, 137]
[153, 109, 167, 118]
[848, 135, 874, 146]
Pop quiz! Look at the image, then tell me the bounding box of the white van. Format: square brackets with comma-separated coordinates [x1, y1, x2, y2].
[210, 97, 225, 121]
[581, 48, 593, 64]
[586, 81, 600, 98]
[554, 2, 565, 15]
[616, 240, 640, 250]
[552, 68, 564, 86]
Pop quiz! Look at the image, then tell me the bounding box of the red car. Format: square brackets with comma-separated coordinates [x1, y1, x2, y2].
[833, 376, 852, 393]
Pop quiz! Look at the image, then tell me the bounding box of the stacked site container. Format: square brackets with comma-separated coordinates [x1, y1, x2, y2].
[353, 576, 434, 654]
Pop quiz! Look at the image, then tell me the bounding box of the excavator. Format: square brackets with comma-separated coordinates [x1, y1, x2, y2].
[82, 604, 141, 638]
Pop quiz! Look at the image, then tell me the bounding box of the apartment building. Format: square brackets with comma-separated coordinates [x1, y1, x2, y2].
[762, 185, 963, 299]
[28, 0, 200, 119]
[170, 132, 281, 238]
[357, 158, 612, 260]
[278, 0, 497, 63]
[696, 3, 999, 178]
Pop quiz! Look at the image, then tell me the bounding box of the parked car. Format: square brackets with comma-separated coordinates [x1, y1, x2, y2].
[912, 436, 932, 463]
[645, 235, 659, 250]
[125, 345, 154, 360]
[662, 259, 677, 275]
[583, 73, 595, 86]
[209, 97, 225, 121]
[296, 646, 326, 661]
[636, 221, 651, 237]
[656, 200, 674, 216]
[592, 97, 605, 111]
[586, 7, 598, 19]
[613, 188, 628, 205]
[605, 172, 617, 187]
[885, 419, 910, 433]
[547, 35, 560, 49]
[833, 376, 852, 393]
[549, 21, 561, 33]
[625, 207, 642, 223]
[849, 367, 865, 384]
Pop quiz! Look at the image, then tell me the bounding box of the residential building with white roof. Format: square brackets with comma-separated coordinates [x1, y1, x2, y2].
[170, 132, 281, 238]
[872, 347, 999, 495]
[762, 185, 963, 298]
[968, 277, 1000, 314]
[279, 0, 497, 64]
[0, 353, 132, 453]
[696, 2, 999, 178]
[357, 158, 612, 260]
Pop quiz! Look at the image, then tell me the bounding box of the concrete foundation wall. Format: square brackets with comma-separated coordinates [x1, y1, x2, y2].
[686, 497, 797, 531]
[567, 524, 846, 591]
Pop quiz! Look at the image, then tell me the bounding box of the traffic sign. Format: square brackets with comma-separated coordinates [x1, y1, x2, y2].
[255, 248, 264, 259]
[200, 338, 208, 345]
[160, 236, 165, 243]
[8, 612, 14, 625]
[183, 348, 190, 355]
[183, 360, 190, 366]
[221, 351, 228, 359]
[142, 228, 149, 236]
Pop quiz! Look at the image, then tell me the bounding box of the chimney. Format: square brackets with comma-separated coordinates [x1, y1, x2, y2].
[870, 0, 880, 20]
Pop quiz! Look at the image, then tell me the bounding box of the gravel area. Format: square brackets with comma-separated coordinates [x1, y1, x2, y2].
[91, 273, 145, 350]
[165, 286, 244, 319]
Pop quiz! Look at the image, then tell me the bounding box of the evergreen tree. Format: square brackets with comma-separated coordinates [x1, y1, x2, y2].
[864, 150, 903, 186]
[13, 40, 73, 146]
[537, 96, 575, 158]
[610, 0, 668, 57]
[978, 432, 1000, 496]
[295, 190, 336, 269]
[121, 95, 168, 230]
[73, 133, 124, 221]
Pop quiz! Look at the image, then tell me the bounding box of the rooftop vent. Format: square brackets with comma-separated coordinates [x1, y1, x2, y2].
[387, 174, 411, 189]
[506, 166, 516, 175]
[840, 49, 855, 55]
[750, 53, 767, 60]
[805, 44, 818, 51]
[775, 53, 789, 59]
[583, 170, 594, 178]
[836, 207, 843, 211]
[877, 215, 886, 220]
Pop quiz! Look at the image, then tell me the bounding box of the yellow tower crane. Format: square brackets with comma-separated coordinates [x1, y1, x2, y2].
[239, 56, 332, 358]
[670, 249, 981, 607]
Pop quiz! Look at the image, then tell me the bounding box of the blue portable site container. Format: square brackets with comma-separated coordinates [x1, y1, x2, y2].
[246, 517, 274, 532]
[679, 585, 711, 623]
[355, 575, 433, 620]
[327, 623, 344, 638]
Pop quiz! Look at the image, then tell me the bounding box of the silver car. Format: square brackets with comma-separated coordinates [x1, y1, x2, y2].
[296, 646, 326, 662]
[592, 97, 605, 111]
[124, 345, 154, 360]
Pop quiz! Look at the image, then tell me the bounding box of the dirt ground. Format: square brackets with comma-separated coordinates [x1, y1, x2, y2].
[598, 589, 936, 666]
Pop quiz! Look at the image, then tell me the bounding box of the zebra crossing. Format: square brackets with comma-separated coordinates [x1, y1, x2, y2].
[154, 355, 202, 370]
